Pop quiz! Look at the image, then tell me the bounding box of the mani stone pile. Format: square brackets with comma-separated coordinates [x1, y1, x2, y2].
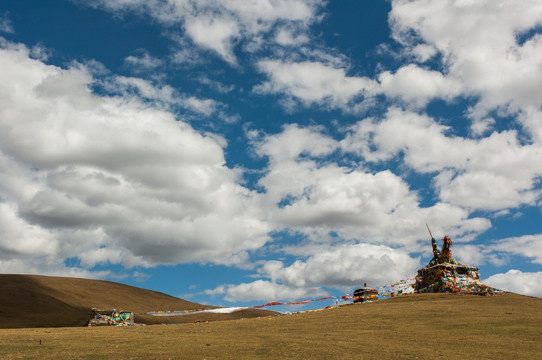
[414, 235, 497, 295]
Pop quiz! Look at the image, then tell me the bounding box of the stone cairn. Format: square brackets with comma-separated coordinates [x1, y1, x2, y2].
[415, 233, 496, 295]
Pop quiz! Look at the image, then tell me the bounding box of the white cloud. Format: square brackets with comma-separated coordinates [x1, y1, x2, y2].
[454, 234, 542, 269]
[0, 14, 14, 34]
[87, 0, 325, 63]
[254, 124, 338, 164]
[198, 76, 235, 93]
[110, 76, 177, 105]
[124, 50, 163, 71]
[253, 60, 463, 113]
[254, 122, 491, 245]
[28, 43, 53, 62]
[109, 76, 235, 119]
[451, 245, 487, 267]
[254, 59, 375, 110]
[377, 64, 461, 108]
[169, 36, 203, 65]
[208, 242, 421, 303]
[0, 256, 112, 279]
[341, 108, 542, 212]
[184, 15, 240, 64]
[484, 270, 542, 297]
[0, 40, 270, 273]
[410, 44, 437, 62]
[259, 244, 420, 288]
[207, 279, 327, 302]
[182, 96, 218, 117]
[389, 0, 542, 122]
[274, 26, 310, 46]
[493, 234, 542, 265]
[0, 203, 57, 258]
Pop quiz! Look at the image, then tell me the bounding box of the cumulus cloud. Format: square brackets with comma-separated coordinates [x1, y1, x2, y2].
[0, 203, 56, 258]
[253, 59, 464, 112]
[492, 234, 542, 265]
[260, 244, 420, 288]
[484, 270, 542, 297]
[451, 245, 487, 267]
[207, 243, 420, 302]
[86, 0, 325, 63]
[3, 0, 542, 302]
[0, 40, 270, 273]
[341, 108, 542, 212]
[389, 0, 542, 123]
[225, 0, 542, 124]
[254, 59, 375, 110]
[184, 14, 240, 64]
[453, 233, 542, 269]
[254, 124, 338, 164]
[377, 64, 461, 108]
[253, 123, 490, 246]
[452, 243, 509, 268]
[206, 280, 327, 302]
[0, 257, 112, 279]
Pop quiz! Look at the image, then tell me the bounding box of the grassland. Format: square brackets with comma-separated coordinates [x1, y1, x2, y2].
[0, 275, 274, 328]
[1, 292, 541, 359]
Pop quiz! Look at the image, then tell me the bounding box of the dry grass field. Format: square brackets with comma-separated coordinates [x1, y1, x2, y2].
[1, 289, 541, 359]
[0, 275, 275, 328]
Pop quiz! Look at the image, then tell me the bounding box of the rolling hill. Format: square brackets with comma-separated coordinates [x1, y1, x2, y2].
[0, 288, 540, 359]
[0, 274, 274, 328]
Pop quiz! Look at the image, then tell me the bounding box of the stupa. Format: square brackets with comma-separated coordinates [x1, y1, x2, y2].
[415, 233, 495, 294]
[352, 283, 378, 303]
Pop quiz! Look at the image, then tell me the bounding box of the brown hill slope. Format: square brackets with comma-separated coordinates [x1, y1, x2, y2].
[0, 292, 541, 359]
[0, 274, 273, 328]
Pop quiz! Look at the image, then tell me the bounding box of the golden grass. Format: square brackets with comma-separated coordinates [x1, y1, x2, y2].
[1, 293, 541, 359]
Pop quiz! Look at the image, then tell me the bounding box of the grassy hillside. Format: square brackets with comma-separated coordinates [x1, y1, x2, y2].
[0, 292, 540, 359]
[0, 274, 273, 328]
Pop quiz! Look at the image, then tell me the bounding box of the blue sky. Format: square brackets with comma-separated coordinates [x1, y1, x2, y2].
[1, 0, 541, 308]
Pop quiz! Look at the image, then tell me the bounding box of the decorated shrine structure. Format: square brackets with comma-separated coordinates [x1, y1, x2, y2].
[415, 234, 495, 295]
[353, 283, 379, 303]
[88, 308, 135, 326]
